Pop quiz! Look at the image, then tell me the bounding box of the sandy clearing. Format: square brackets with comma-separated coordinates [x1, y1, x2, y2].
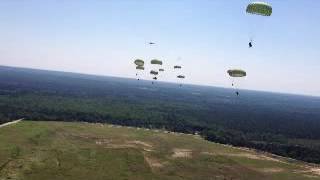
[258, 168, 284, 173]
[172, 148, 192, 158]
[201, 151, 284, 163]
[0, 119, 23, 128]
[95, 139, 153, 152]
[128, 140, 153, 148]
[309, 167, 320, 175]
[103, 144, 137, 149]
[143, 149, 153, 152]
[220, 152, 283, 163]
[145, 156, 164, 169]
[298, 166, 320, 177]
[95, 139, 112, 145]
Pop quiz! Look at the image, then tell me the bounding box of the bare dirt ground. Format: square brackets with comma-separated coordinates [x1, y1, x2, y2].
[299, 166, 320, 177]
[172, 148, 192, 158]
[144, 156, 165, 170]
[95, 138, 154, 152]
[0, 119, 23, 128]
[222, 152, 284, 163]
[258, 168, 284, 173]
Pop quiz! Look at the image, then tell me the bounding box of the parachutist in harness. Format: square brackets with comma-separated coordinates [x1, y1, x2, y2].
[227, 70, 246, 97]
[246, 2, 272, 48]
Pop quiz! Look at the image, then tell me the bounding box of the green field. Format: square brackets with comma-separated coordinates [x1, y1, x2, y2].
[0, 121, 319, 180]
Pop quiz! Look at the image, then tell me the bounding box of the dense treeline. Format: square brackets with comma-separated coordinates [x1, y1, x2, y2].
[1, 66, 320, 163]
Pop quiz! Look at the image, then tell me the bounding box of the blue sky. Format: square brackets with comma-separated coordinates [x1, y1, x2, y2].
[0, 0, 319, 96]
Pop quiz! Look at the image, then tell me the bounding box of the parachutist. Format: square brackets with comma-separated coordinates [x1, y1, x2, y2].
[227, 69, 246, 97]
[249, 41, 253, 48]
[246, 2, 272, 48]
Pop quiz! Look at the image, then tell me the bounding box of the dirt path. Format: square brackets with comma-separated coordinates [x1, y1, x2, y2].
[0, 119, 23, 128]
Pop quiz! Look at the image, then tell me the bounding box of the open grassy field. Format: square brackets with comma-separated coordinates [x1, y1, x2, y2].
[0, 121, 319, 180]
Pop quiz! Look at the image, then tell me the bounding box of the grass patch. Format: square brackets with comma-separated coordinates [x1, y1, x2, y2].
[0, 121, 318, 180]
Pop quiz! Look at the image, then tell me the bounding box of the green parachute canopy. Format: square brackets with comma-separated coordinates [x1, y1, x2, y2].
[246, 2, 272, 16]
[150, 70, 159, 75]
[159, 68, 164, 72]
[174, 65, 182, 69]
[134, 59, 144, 66]
[151, 59, 163, 65]
[136, 66, 144, 70]
[227, 69, 247, 77]
[177, 75, 185, 79]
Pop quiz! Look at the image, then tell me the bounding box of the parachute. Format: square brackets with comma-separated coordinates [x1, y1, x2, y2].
[246, 2, 272, 48]
[136, 66, 145, 70]
[151, 59, 163, 65]
[150, 70, 158, 76]
[150, 59, 162, 84]
[173, 64, 184, 86]
[177, 75, 185, 79]
[134, 59, 144, 66]
[134, 59, 144, 81]
[150, 70, 158, 84]
[227, 69, 247, 96]
[227, 69, 247, 77]
[177, 75, 185, 87]
[135, 64, 145, 81]
[246, 2, 272, 16]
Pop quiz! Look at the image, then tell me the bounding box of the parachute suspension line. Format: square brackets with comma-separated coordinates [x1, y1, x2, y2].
[178, 77, 182, 87]
[246, 1, 272, 48]
[151, 75, 156, 85]
[150, 59, 162, 85]
[227, 69, 246, 97]
[230, 77, 234, 87]
[174, 64, 183, 87]
[229, 77, 238, 96]
[136, 70, 140, 81]
[134, 59, 145, 86]
[177, 75, 185, 87]
[233, 80, 239, 97]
